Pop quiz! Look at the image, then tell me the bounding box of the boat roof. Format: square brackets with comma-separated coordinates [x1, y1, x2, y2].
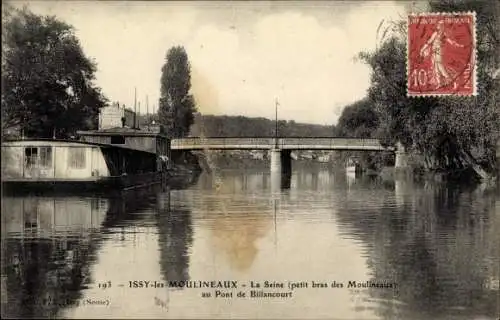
[1, 138, 156, 155]
[2, 138, 113, 148]
[77, 127, 168, 138]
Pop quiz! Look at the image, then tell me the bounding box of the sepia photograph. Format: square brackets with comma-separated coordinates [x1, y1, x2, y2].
[1, 0, 499, 319]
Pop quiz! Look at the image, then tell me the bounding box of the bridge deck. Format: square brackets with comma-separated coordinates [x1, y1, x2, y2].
[171, 137, 394, 151]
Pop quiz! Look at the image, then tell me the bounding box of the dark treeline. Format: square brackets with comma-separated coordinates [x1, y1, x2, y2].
[136, 113, 336, 138]
[190, 114, 335, 137]
[137, 113, 336, 137]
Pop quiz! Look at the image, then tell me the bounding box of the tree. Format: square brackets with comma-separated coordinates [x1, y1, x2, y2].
[336, 99, 379, 138]
[158, 46, 197, 138]
[358, 0, 500, 179]
[2, 6, 107, 138]
[334, 99, 390, 170]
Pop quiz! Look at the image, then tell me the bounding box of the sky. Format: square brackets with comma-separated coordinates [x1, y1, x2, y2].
[12, 1, 427, 125]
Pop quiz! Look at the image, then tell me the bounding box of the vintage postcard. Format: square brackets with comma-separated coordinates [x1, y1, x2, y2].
[1, 1, 499, 320]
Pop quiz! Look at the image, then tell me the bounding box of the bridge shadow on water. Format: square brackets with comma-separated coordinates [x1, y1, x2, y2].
[0, 174, 200, 319]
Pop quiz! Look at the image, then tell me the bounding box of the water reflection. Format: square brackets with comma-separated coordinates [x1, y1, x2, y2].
[157, 192, 193, 284]
[271, 172, 291, 193]
[0, 180, 195, 319]
[335, 180, 499, 319]
[1, 168, 498, 320]
[187, 171, 273, 272]
[1, 196, 109, 319]
[208, 200, 272, 272]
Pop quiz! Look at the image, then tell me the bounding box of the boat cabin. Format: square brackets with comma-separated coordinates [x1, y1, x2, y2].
[77, 127, 171, 172]
[2, 127, 172, 190]
[77, 127, 170, 157]
[1, 139, 111, 181]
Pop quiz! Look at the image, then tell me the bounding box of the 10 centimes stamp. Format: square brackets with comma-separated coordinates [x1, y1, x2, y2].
[407, 12, 477, 97]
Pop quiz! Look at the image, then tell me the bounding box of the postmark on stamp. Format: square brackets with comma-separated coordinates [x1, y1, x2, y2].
[407, 12, 476, 97]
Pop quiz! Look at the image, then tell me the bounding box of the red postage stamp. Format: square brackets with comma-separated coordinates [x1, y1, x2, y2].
[407, 12, 476, 97]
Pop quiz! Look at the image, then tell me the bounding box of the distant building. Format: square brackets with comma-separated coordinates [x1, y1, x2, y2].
[98, 102, 135, 130]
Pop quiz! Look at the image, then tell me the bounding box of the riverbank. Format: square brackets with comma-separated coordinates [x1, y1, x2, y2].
[380, 166, 498, 189]
[184, 150, 498, 186]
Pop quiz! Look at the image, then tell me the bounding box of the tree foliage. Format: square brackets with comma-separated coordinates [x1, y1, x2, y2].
[190, 114, 335, 137]
[335, 99, 379, 138]
[334, 99, 392, 170]
[2, 6, 107, 138]
[158, 46, 197, 138]
[358, 0, 500, 176]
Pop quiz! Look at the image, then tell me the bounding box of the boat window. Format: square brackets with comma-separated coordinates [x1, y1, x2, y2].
[111, 136, 125, 144]
[39, 147, 52, 167]
[69, 148, 86, 169]
[25, 147, 38, 167]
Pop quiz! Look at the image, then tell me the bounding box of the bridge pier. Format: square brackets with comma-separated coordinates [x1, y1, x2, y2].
[270, 149, 292, 191]
[270, 149, 292, 175]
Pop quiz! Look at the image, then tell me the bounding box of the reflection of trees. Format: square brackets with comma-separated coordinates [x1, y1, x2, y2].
[335, 181, 499, 319]
[148, 171, 203, 285]
[156, 202, 193, 285]
[168, 170, 201, 191]
[1, 196, 107, 319]
[2, 236, 100, 319]
[101, 189, 156, 228]
[1, 189, 158, 319]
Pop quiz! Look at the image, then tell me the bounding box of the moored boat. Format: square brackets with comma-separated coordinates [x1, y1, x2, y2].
[2, 129, 171, 192]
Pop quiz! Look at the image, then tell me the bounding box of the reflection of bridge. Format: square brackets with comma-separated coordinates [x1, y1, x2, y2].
[171, 137, 400, 174]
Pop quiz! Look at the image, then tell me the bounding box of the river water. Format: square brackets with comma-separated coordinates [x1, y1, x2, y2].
[1, 167, 499, 319]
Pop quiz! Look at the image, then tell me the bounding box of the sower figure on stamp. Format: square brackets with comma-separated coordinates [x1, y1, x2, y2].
[420, 20, 465, 89]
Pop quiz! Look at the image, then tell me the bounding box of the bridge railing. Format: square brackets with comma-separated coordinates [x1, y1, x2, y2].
[278, 138, 384, 148]
[171, 137, 275, 148]
[172, 137, 392, 150]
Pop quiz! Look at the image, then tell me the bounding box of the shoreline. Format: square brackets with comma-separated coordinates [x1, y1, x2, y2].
[189, 153, 498, 187]
[168, 148, 499, 187]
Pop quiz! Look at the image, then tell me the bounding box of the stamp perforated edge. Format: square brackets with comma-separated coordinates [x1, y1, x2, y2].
[406, 11, 477, 98]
